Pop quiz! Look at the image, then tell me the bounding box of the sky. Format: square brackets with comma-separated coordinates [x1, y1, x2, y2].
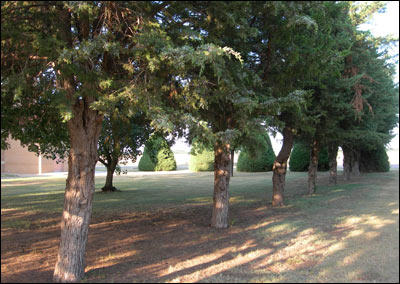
[172, 2, 400, 157]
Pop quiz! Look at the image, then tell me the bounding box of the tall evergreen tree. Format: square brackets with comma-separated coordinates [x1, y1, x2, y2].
[250, 1, 354, 201]
[338, 14, 398, 180]
[1, 1, 191, 281]
[157, 1, 265, 228]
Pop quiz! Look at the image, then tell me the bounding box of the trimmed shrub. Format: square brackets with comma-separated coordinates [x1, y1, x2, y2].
[189, 148, 214, 171]
[359, 143, 390, 172]
[289, 142, 329, 172]
[138, 150, 156, 171]
[237, 133, 276, 172]
[189, 139, 214, 172]
[138, 134, 177, 171]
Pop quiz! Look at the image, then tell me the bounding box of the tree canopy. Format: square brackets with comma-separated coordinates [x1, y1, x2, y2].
[1, 1, 398, 282]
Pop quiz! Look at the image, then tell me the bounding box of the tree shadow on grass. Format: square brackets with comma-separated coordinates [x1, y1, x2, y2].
[1, 170, 398, 283]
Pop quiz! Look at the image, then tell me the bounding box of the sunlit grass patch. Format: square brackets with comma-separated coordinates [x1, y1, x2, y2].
[1, 170, 399, 283]
[1, 219, 32, 230]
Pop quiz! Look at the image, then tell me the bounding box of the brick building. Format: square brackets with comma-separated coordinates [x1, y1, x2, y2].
[1, 137, 67, 174]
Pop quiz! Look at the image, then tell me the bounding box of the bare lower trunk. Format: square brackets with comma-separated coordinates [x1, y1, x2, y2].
[342, 146, 352, 181]
[230, 149, 234, 177]
[351, 149, 360, 177]
[308, 139, 320, 195]
[272, 127, 294, 207]
[328, 144, 338, 185]
[102, 161, 118, 192]
[211, 141, 231, 229]
[53, 100, 103, 283]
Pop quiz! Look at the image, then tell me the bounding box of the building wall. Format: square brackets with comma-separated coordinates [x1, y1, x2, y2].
[1, 138, 66, 174]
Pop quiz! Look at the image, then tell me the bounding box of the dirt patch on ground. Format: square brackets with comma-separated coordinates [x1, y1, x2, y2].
[1, 203, 287, 283]
[1, 171, 399, 283]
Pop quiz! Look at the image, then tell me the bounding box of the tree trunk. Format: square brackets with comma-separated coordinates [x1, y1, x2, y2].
[328, 143, 338, 185]
[211, 141, 231, 229]
[53, 100, 103, 283]
[342, 146, 352, 181]
[272, 126, 294, 207]
[230, 149, 234, 177]
[102, 161, 118, 192]
[351, 149, 361, 177]
[307, 139, 320, 195]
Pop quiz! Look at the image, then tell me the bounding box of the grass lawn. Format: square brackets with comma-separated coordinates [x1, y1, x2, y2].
[1, 170, 399, 283]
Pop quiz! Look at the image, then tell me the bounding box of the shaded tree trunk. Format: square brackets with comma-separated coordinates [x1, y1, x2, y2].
[308, 139, 320, 195]
[342, 146, 352, 181]
[211, 141, 231, 228]
[328, 143, 338, 185]
[351, 149, 361, 177]
[102, 160, 118, 192]
[230, 149, 234, 177]
[53, 99, 103, 283]
[272, 126, 294, 207]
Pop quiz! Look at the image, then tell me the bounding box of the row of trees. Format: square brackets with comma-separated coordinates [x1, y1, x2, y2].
[1, 1, 398, 282]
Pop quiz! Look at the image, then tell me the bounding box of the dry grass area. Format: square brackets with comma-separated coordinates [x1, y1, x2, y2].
[1, 170, 399, 283]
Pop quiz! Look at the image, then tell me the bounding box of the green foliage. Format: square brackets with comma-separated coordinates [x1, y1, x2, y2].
[289, 143, 310, 172]
[154, 146, 177, 171]
[189, 140, 214, 172]
[98, 110, 152, 170]
[349, 1, 386, 26]
[289, 142, 329, 172]
[138, 150, 156, 171]
[1, 1, 397, 177]
[237, 132, 276, 172]
[138, 133, 176, 171]
[318, 147, 330, 171]
[359, 143, 390, 172]
[0, 1, 179, 158]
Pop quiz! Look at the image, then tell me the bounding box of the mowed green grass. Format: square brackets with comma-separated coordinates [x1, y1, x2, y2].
[1, 170, 399, 282]
[1, 171, 310, 216]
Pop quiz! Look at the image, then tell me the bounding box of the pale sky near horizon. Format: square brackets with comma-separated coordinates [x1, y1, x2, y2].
[172, 2, 400, 156]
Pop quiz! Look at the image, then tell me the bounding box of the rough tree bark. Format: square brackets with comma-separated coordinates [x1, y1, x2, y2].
[328, 143, 338, 185]
[211, 141, 231, 228]
[230, 149, 234, 177]
[351, 149, 361, 177]
[53, 97, 103, 283]
[342, 145, 352, 181]
[307, 139, 320, 195]
[272, 126, 294, 207]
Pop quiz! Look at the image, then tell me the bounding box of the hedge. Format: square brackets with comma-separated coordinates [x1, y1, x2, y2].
[359, 143, 390, 172]
[289, 142, 329, 172]
[237, 132, 276, 172]
[138, 133, 177, 171]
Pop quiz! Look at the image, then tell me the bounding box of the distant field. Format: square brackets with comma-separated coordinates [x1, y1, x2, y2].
[1, 170, 399, 283]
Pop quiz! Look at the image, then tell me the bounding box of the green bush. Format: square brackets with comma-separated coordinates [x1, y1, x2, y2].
[189, 148, 214, 171]
[189, 139, 214, 172]
[237, 132, 276, 172]
[289, 142, 329, 172]
[359, 143, 390, 172]
[137, 150, 155, 171]
[318, 147, 329, 171]
[138, 134, 177, 171]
